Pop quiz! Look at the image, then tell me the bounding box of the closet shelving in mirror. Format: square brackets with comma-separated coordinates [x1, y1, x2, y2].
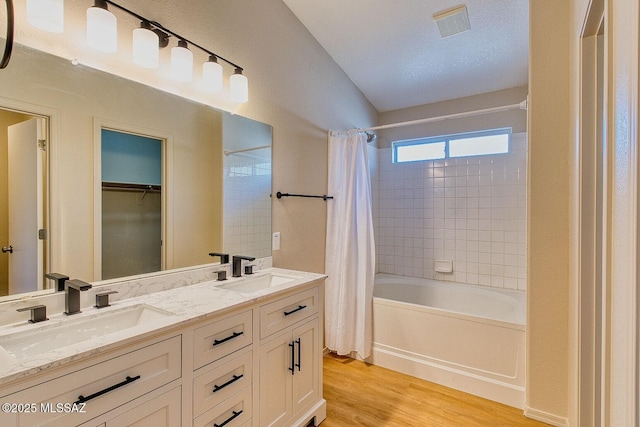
[24, 0, 248, 103]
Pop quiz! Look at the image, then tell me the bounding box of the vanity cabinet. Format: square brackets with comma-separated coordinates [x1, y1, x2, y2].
[0, 277, 326, 427]
[258, 288, 322, 427]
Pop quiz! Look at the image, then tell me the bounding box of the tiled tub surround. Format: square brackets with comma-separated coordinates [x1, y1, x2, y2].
[372, 132, 527, 291]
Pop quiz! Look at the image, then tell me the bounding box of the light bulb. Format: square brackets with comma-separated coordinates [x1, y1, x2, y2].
[86, 0, 117, 53]
[203, 56, 223, 93]
[230, 68, 248, 103]
[27, 0, 64, 33]
[133, 22, 159, 68]
[171, 40, 193, 82]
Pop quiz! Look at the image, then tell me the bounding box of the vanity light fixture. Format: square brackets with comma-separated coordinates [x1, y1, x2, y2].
[230, 68, 249, 104]
[203, 55, 223, 93]
[170, 39, 193, 82]
[26, 0, 249, 103]
[86, 0, 117, 53]
[132, 21, 160, 68]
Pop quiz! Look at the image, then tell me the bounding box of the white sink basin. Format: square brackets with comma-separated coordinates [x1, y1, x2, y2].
[218, 273, 297, 294]
[0, 304, 172, 359]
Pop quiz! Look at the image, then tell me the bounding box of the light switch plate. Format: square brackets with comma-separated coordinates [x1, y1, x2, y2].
[272, 232, 281, 251]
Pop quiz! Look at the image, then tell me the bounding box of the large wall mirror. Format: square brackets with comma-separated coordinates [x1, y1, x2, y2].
[0, 42, 272, 300]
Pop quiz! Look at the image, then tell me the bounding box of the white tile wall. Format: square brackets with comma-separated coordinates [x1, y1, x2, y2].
[372, 132, 527, 290]
[223, 149, 272, 257]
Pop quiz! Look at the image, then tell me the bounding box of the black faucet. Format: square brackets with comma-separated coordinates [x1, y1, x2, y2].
[232, 255, 255, 277]
[209, 252, 230, 264]
[65, 279, 92, 315]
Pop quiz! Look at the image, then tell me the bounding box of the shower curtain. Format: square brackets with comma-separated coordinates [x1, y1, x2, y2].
[325, 130, 375, 359]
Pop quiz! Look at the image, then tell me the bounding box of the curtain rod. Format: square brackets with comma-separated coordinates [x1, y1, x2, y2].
[360, 100, 527, 132]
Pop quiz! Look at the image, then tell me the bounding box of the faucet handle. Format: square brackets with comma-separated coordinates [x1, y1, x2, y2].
[95, 291, 118, 309]
[209, 252, 230, 264]
[45, 273, 69, 292]
[244, 265, 255, 275]
[17, 305, 48, 323]
[215, 270, 228, 281]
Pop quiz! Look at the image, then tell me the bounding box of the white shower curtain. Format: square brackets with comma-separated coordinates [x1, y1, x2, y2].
[325, 130, 375, 359]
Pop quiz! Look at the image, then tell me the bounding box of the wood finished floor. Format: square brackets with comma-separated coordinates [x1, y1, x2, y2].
[321, 353, 550, 427]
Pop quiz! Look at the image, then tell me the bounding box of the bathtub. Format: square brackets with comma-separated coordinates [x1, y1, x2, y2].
[371, 273, 526, 409]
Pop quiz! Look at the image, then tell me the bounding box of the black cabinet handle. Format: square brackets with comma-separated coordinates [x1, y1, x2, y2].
[284, 305, 307, 317]
[295, 338, 301, 371]
[75, 375, 141, 404]
[213, 331, 243, 346]
[213, 374, 244, 393]
[288, 341, 295, 375]
[214, 410, 243, 427]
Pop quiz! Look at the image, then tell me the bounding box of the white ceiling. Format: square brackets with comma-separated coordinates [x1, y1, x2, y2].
[282, 0, 529, 113]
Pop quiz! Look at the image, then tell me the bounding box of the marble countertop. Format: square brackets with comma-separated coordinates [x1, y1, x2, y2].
[0, 267, 326, 387]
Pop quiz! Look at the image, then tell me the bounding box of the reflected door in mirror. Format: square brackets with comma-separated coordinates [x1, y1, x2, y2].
[1, 112, 47, 297]
[101, 129, 163, 280]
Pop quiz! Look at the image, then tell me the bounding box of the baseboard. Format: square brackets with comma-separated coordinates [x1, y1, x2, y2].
[524, 406, 570, 427]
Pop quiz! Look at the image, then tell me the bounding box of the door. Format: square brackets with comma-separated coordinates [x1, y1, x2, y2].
[7, 118, 44, 294]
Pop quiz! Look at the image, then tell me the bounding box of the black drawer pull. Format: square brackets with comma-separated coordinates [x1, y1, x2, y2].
[214, 410, 243, 427]
[213, 331, 243, 346]
[284, 305, 307, 316]
[213, 374, 244, 393]
[295, 338, 301, 371]
[75, 375, 141, 404]
[289, 341, 295, 375]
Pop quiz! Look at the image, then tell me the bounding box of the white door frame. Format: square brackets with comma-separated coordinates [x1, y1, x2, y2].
[578, 2, 606, 425]
[576, 0, 640, 425]
[92, 118, 174, 281]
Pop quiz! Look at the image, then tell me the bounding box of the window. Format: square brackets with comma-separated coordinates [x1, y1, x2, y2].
[393, 128, 511, 163]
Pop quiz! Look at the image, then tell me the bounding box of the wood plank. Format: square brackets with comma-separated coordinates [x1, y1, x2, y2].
[322, 353, 549, 426]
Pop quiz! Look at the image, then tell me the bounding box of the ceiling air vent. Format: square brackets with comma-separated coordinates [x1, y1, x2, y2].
[433, 5, 470, 38]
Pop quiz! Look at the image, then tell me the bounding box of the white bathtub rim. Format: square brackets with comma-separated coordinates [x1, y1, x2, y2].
[374, 273, 526, 326]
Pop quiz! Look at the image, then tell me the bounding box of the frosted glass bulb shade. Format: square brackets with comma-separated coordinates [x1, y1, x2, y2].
[230, 70, 248, 103]
[133, 27, 159, 68]
[171, 42, 193, 82]
[202, 59, 223, 93]
[27, 0, 64, 33]
[87, 6, 117, 53]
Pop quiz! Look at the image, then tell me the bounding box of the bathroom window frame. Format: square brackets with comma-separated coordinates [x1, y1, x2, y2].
[392, 127, 512, 163]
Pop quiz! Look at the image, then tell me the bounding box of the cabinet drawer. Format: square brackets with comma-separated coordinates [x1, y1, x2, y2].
[193, 310, 252, 369]
[105, 386, 181, 426]
[260, 288, 319, 339]
[9, 335, 181, 427]
[193, 386, 252, 427]
[193, 349, 252, 417]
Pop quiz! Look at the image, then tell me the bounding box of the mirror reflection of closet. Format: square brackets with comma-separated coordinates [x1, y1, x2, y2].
[101, 129, 163, 280]
[0, 108, 48, 297]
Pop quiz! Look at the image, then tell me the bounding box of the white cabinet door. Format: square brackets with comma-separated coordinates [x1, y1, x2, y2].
[292, 318, 319, 415]
[259, 318, 320, 427]
[259, 331, 293, 427]
[105, 386, 181, 426]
